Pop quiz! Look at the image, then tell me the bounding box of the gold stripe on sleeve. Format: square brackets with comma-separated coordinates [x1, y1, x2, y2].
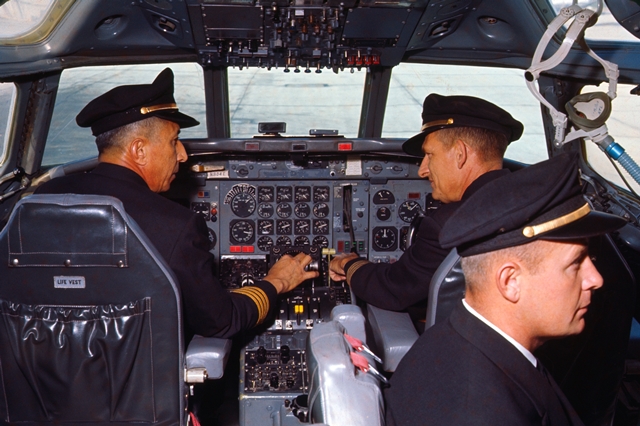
[346, 259, 371, 286]
[231, 286, 270, 324]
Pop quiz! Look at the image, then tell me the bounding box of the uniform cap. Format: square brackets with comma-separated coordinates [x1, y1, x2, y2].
[439, 153, 626, 257]
[402, 94, 524, 157]
[76, 68, 200, 136]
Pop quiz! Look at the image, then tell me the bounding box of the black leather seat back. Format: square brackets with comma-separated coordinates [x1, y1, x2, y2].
[0, 194, 184, 426]
[425, 248, 464, 329]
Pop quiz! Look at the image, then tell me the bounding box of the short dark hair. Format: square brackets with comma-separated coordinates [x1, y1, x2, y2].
[437, 127, 509, 163]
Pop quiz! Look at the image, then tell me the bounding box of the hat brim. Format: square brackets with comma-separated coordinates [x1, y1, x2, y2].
[154, 110, 200, 129]
[402, 131, 428, 157]
[540, 210, 627, 241]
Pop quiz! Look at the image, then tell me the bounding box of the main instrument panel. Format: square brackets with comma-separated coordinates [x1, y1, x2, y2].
[169, 153, 431, 278]
[168, 150, 429, 423]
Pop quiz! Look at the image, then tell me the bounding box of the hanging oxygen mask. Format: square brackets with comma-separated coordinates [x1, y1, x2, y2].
[524, 1, 640, 186]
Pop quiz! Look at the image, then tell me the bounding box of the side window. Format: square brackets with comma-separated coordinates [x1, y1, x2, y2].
[43, 63, 206, 166]
[0, 82, 16, 167]
[582, 84, 640, 194]
[383, 63, 548, 164]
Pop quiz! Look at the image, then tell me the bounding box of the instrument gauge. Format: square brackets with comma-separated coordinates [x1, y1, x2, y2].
[313, 219, 330, 235]
[376, 206, 392, 221]
[373, 190, 395, 205]
[276, 219, 292, 235]
[312, 236, 329, 248]
[295, 186, 311, 202]
[313, 202, 329, 218]
[398, 200, 422, 223]
[257, 236, 274, 252]
[313, 186, 330, 203]
[276, 186, 292, 202]
[294, 236, 310, 246]
[224, 184, 257, 218]
[207, 227, 217, 250]
[276, 236, 292, 247]
[230, 192, 256, 218]
[276, 203, 292, 218]
[257, 220, 274, 235]
[372, 226, 397, 251]
[294, 220, 310, 235]
[257, 203, 274, 218]
[230, 220, 255, 244]
[294, 203, 311, 218]
[258, 186, 274, 203]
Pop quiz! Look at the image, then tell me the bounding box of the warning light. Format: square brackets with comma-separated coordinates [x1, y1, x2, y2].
[338, 142, 352, 151]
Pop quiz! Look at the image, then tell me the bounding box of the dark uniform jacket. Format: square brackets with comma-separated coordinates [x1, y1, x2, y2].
[385, 302, 584, 426]
[344, 169, 509, 311]
[36, 162, 277, 341]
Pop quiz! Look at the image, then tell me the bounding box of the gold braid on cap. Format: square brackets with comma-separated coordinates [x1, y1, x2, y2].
[522, 203, 591, 238]
[420, 118, 454, 132]
[140, 103, 178, 114]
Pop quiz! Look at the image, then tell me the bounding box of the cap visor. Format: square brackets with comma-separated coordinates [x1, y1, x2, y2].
[402, 131, 427, 157]
[155, 110, 200, 129]
[541, 211, 627, 241]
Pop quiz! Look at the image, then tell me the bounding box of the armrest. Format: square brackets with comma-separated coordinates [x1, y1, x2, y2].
[185, 335, 232, 380]
[366, 304, 419, 373]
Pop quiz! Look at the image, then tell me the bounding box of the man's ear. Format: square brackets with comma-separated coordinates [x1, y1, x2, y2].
[129, 137, 148, 166]
[454, 139, 468, 169]
[495, 261, 521, 303]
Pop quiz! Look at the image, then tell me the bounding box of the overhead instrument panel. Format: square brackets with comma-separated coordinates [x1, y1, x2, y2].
[185, 0, 426, 70]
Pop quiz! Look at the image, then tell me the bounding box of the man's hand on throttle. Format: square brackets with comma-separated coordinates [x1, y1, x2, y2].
[329, 252, 359, 282]
[264, 252, 319, 294]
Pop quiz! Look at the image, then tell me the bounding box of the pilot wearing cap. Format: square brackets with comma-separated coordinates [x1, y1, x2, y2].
[36, 68, 318, 342]
[384, 153, 626, 426]
[329, 94, 523, 325]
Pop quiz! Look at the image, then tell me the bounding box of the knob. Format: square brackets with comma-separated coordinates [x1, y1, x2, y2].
[257, 346, 267, 364]
[280, 345, 291, 363]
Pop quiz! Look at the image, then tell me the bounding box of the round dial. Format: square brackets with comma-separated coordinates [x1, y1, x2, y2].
[257, 220, 274, 235]
[230, 192, 256, 218]
[294, 236, 310, 246]
[276, 220, 292, 235]
[207, 227, 217, 250]
[373, 189, 395, 204]
[230, 220, 254, 244]
[257, 203, 274, 218]
[372, 226, 397, 251]
[398, 200, 422, 223]
[257, 236, 273, 252]
[313, 202, 329, 218]
[276, 203, 292, 218]
[294, 220, 310, 235]
[276, 236, 292, 246]
[312, 236, 329, 248]
[294, 203, 311, 218]
[313, 219, 330, 235]
[313, 186, 330, 202]
[376, 206, 392, 221]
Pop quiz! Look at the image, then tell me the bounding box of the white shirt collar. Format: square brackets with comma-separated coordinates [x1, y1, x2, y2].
[462, 299, 537, 367]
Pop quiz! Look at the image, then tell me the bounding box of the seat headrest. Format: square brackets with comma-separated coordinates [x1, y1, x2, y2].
[6, 194, 128, 268]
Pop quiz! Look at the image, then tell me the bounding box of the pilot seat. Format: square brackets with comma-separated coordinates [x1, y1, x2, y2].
[0, 194, 228, 425]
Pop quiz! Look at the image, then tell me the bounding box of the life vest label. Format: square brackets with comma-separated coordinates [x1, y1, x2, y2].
[54, 276, 86, 289]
